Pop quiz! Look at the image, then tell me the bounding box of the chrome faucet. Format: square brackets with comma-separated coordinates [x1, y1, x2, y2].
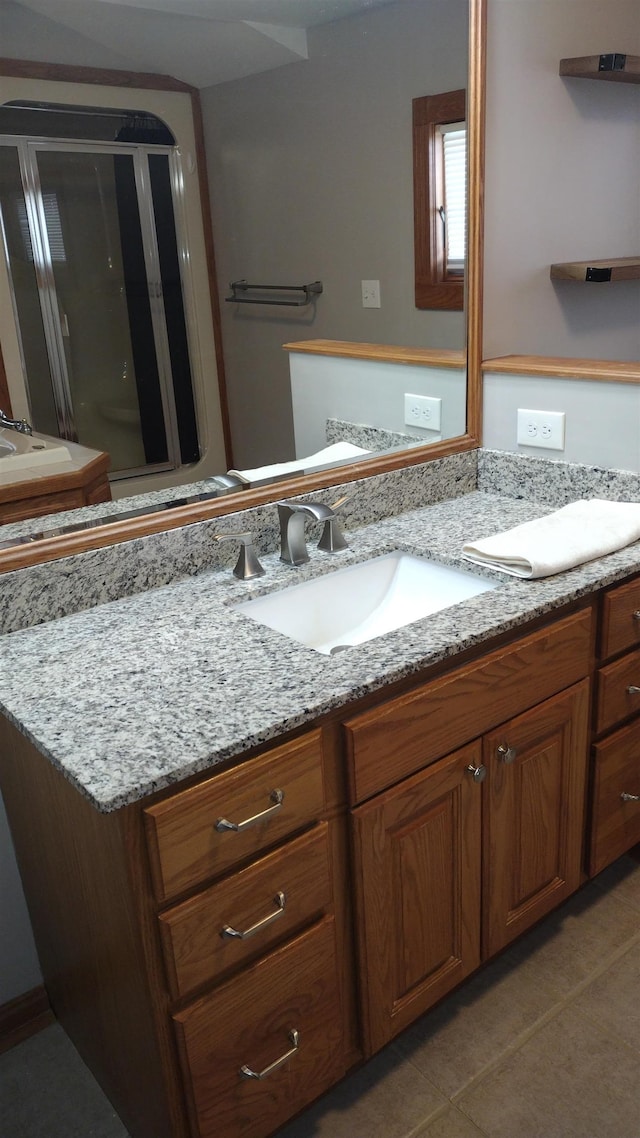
[277, 497, 349, 566]
[0, 409, 33, 435]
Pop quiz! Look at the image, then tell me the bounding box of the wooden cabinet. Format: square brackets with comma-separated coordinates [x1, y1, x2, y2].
[173, 917, 343, 1138]
[482, 682, 589, 956]
[0, 598, 611, 1135]
[348, 612, 592, 1054]
[352, 740, 483, 1053]
[147, 730, 346, 1137]
[589, 576, 640, 875]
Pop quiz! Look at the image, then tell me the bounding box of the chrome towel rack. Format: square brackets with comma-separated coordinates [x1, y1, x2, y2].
[225, 280, 323, 307]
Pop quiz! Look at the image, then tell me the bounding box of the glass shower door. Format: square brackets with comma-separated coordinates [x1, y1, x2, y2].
[0, 139, 195, 478]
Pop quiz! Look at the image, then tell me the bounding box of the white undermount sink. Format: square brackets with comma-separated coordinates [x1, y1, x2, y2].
[235, 551, 498, 655]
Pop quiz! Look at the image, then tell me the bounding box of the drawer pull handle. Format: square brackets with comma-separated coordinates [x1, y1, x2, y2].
[627, 686, 640, 695]
[633, 611, 640, 621]
[221, 892, 286, 940]
[240, 1029, 299, 1080]
[215, 789, 284, 833]
[466, 762, 486, 783]
[497, 744, 517, 764]
[621, 792, 640, 802]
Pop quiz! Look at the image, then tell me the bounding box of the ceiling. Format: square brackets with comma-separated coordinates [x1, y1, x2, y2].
[1, 0, 397, 88]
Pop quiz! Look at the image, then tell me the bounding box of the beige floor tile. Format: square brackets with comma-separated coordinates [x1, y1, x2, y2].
[571, 939, 640, 1054]
[416, 1105, 488, 1137]
[506, 878, 640, 998]
[276, 1043, 447, 1138]
[591, 853, 640, 912]
[394, 948, 560, 1099]
[457, 1003, 640, 1138]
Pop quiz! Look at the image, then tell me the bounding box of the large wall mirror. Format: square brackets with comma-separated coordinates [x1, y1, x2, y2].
[0, 0, 485, 572]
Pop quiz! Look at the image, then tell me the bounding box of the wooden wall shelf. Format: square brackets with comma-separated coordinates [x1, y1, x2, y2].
[550, 257, 640, 283]
[559, 54, 640, 83]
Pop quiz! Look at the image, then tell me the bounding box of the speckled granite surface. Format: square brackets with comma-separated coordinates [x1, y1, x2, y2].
[3, 487, 640, 814]
[0, 450, 477, 635]
[326, 418, 426, 451]
[478, 450, 640, 506]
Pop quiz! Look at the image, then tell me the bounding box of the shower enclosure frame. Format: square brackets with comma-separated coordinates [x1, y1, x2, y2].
[0, 132, 199, 480]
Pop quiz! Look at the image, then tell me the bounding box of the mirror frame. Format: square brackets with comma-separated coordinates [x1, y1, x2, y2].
[0, 0, 485, 574]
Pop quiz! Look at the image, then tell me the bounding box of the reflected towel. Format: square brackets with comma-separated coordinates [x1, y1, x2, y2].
[228, 442, 370, 484]
[461, 499, 640, 579]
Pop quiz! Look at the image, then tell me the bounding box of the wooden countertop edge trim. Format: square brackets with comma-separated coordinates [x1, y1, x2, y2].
[0, 451, 111, 504]
[482, 356, 640, 384]
[282, 340, 466, 369]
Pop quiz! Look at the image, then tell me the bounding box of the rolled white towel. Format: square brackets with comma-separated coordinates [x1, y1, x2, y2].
[228, 442, 370, 484]
[461, 499, 640, 579]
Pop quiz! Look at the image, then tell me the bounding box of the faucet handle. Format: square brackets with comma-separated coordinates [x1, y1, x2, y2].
[318, 495, 349, 553]
[215, 532, 265, 580]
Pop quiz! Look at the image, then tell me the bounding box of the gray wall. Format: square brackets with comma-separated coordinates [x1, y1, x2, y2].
[483, 0, 640, 362]
[201, 0, 469, 469]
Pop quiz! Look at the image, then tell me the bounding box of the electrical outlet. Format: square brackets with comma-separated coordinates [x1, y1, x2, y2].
[361, 279, 381, 308]
[516, 408, 565, 451]
[404, 393, 442, 431]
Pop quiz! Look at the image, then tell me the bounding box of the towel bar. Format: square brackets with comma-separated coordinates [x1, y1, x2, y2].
[225, 280, 323, 307]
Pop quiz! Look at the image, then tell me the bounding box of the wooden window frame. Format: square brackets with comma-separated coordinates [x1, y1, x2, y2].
[413, 88, 466, 311]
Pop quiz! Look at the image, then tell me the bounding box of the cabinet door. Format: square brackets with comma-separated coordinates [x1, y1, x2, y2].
[352, 740, 483, 1055]
[483, 679, 590, 959]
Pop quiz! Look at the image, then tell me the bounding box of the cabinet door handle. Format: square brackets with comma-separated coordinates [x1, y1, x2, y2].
[627, 686, 640, 695]
[239, 1029, 299, 1080]
[221, 892, 286, 940]
[497, 744, 517, 764]
[466, 762, 486, 783]
[215, 789, 284, 832]
[632, 611, 640, 621]
[621, 792, 640, 802]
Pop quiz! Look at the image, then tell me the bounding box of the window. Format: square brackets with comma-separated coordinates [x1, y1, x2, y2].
[413, 89, 466, 310]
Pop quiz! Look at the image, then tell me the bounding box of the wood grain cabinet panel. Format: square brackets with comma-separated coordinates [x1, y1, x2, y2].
[600, 576, 640, 660]
[144, 731, 325, 902]
[595, 646, 640, 734]
[344, 608, 593, 804]
[352, 740, 483, 1054]
[158, 823, 332, 999]
[483, 680, 590, 958]
[590, 720, 640, 875]
[173, 917, 344, 1138]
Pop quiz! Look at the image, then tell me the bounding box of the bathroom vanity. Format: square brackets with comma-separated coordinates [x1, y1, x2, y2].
[1, 482, 640, 1138]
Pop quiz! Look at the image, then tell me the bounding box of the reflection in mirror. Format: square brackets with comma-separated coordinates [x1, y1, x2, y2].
[0, 0, 485, 566]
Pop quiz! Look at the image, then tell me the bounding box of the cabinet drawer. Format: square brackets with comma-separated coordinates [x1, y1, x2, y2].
[144, 731, 325, 902]
[589, 721, 640, 876]
[600, 576, 640, 660]
[173, 916, 344, 1138]
[344, 607, 593, 802]
[158, 823, 332, 999]
[596, 646, 640, 734]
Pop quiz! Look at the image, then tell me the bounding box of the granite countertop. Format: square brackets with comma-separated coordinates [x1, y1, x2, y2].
[2, 488, 640, 814]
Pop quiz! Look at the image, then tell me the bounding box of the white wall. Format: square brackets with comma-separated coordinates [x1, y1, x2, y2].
[483, 0, 640, 363]
[483, 371, 640, 469]
[201, 0, 469, 469]
[290, 354, 466, 456]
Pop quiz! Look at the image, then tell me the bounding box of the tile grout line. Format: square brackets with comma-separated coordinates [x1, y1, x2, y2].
[426, 927, 640, 1106]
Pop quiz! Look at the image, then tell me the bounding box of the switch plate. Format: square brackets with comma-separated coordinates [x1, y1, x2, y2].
[404, 393, 442, 431]
[516, 408, 565, 450]
[361, 279, 381, 308]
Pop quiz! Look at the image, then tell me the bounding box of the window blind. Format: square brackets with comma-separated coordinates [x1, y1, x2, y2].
[440, 123, 466, 274]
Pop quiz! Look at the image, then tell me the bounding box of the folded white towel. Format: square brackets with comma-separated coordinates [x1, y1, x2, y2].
[461, 499, 640, 579]
[228, 442, 370, 484]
